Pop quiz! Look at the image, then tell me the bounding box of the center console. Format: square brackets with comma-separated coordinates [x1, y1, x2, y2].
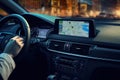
[47, 40, 92, 80]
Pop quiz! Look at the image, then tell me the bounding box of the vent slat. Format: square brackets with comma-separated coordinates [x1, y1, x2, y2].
[70, 43, 91, 55]
[48, 40, 65, 51]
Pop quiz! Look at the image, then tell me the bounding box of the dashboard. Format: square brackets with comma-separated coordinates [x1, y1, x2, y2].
[21, 14, 120, 80]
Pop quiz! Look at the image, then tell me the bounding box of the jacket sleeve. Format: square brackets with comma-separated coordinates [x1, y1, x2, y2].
[0, 53, 15, 80]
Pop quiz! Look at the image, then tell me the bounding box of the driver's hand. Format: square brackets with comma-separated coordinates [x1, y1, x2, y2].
[3, 36, 24, 58]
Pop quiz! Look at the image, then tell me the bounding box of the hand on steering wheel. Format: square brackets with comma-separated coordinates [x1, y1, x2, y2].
[3, 36, 24, 58]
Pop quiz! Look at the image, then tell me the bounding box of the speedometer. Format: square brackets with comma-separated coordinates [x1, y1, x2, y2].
[38, 29, 50, 38]
[31, 27, 50, 38]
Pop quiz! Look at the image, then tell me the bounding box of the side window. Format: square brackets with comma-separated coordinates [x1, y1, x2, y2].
[0, 8, 8, 16]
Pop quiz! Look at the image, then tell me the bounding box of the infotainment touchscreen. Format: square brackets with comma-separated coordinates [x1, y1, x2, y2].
[54, 19, 96, 38]
[59, 20, 89, 37]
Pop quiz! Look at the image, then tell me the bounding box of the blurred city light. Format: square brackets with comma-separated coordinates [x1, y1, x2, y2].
[17, 0, 120, 18]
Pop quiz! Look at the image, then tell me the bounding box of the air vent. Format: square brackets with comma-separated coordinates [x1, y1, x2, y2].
[48, 40, 65, 51]
[70, 43, 91, 55]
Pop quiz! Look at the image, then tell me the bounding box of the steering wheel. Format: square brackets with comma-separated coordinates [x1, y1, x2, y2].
[0, 14, 30, 55]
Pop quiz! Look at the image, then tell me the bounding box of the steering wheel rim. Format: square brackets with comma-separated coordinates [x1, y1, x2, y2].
[0, 14, 30, 54]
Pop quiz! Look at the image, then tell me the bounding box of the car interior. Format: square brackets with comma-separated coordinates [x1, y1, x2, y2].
[0, 0, 120, 80]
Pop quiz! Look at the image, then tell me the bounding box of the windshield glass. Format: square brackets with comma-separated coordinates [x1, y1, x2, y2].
[0, 8, 8, 16]
[16, 0, 120, 19]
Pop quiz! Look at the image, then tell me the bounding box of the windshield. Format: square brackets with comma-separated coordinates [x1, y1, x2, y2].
[16, 0, 120, 19]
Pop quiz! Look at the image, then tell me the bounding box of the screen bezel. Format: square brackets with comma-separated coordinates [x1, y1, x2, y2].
[54, 19, 96, 38]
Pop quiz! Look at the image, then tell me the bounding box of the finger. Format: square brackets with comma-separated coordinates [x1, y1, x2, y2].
[16, 39, 24, 44]
[10, 36, 20, 42]
[12, 36, 24, 41]
[12, 36, 20, 40]
[12, 36, 24, 43]
[18, 42, 24, 48]
[16, 38, 24, 42]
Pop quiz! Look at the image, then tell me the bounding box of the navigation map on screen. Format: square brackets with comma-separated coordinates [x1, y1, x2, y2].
[59, 20, 89, 37]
